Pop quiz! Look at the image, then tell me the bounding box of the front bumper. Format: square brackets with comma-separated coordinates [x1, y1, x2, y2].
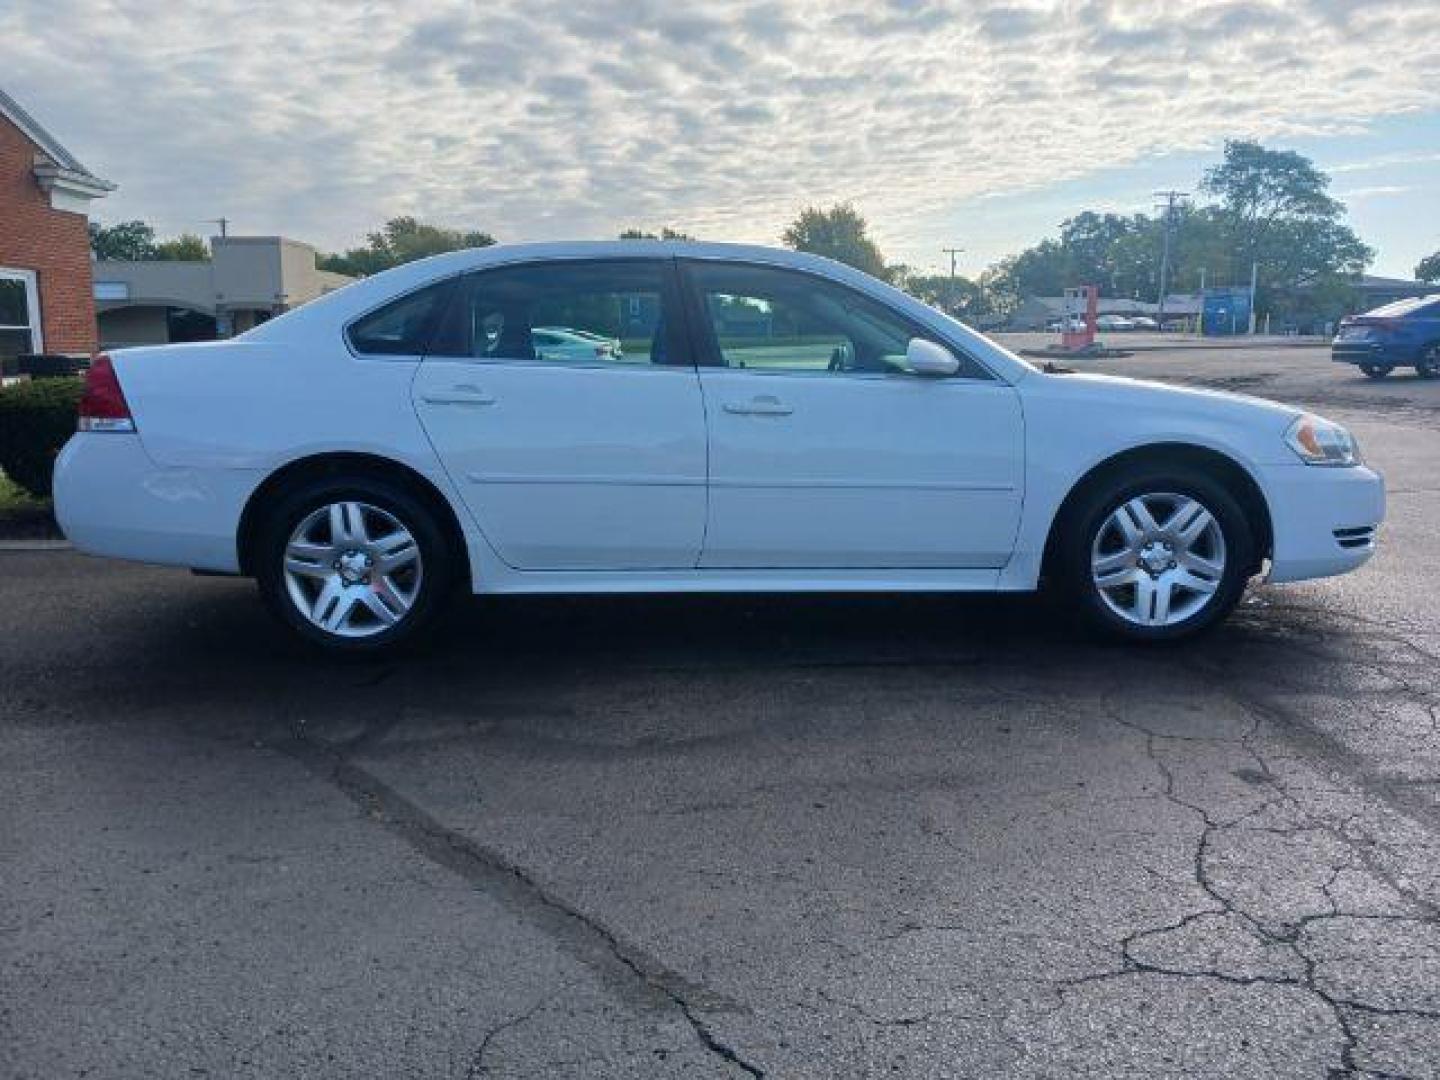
[1331, 342, 1418, 367]
[1264, 462, 1385, 583]
[53, 433, 259, 572]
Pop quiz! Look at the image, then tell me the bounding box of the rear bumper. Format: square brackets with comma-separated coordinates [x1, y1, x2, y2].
[1264, 463, 1384, 584]
[1331, 342, 1419, 367]
[53, 433, 259, 572]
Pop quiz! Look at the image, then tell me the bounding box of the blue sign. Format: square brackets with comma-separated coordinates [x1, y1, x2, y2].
[1202, 287, 1251, 336]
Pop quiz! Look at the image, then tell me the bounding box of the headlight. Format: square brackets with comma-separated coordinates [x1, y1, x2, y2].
[1284, 413, 1361, 467]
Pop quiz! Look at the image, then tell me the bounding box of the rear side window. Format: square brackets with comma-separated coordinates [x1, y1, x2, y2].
[428, 260, 683, 366]
[347, 281, 453, 356]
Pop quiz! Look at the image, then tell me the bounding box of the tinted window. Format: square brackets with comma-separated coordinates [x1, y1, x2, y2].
[347, 281, 453, 355]
[686, 262, 986, 378]
[430, 260, 679, 365]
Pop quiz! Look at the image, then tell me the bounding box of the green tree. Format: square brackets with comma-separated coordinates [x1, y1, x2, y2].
[319, 216, 496, 276]
[152, 233, 210, 261]
[902, 273, 984, 320]
[782, 203, 889, 280]
[1200, 140, 1371, 294]
[89, 220, 157, 260]
[618, 227, 692, 240]
[1417, 251, 1440, 283]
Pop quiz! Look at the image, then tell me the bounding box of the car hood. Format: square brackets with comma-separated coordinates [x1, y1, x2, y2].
[1018, 370, 1311, 468]
[1038, 370, 1304, 422]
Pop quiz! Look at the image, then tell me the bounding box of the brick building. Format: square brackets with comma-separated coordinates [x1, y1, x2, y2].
[0, 86, 113, 362]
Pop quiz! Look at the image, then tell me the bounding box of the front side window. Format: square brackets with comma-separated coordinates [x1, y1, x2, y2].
[686, 262, 986, 378]
[0, 269, 41, 361]
[429, 260, 678, 366]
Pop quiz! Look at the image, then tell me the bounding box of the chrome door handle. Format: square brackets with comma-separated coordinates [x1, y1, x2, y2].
[723, 396, 793, 416]
[422, 386, 496, 407]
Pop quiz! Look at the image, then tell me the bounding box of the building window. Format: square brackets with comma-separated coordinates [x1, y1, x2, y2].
[0, 269, 42, 361]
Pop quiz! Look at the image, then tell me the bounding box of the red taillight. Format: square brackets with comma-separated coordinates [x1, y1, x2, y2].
[78, 353, 136, 432]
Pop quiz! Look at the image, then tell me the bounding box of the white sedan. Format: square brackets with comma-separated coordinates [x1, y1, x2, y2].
[55, 242, 1383, 653]
[532, 326, 622, 362]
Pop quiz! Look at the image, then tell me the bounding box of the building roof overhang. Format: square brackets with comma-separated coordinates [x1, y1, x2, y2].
[0, 84, 115, 210]
[32, 161, 117, 199]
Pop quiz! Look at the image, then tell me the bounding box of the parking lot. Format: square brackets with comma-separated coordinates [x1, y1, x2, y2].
[3, 343, 1439, 1078]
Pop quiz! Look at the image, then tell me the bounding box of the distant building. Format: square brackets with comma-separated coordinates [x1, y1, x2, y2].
[0, 85, 114, 363]
[94, 236, 354, 348]
[1351, 274, 1435, 310]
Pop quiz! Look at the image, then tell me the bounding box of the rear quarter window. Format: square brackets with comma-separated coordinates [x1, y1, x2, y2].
[346, 280, 454, 356]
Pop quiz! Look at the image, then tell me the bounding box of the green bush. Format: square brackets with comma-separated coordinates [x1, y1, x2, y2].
[0, 377, 84, 499]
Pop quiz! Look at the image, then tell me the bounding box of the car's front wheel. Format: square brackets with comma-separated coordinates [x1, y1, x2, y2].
[1360, 362, 1392, 380]
[255, 474, 454, 654]
[1059, 469, 1255, 641]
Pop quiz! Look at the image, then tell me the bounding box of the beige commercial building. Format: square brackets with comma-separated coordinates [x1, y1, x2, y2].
[94, 236, 353, 348]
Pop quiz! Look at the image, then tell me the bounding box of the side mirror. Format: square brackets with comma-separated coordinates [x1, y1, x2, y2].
[905, 338, 960, 377]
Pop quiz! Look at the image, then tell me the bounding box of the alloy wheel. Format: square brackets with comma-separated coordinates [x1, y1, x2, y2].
[281, 501, 423, 638]
[1090, 492, 1227, 628]
[1418, 347, 1440, 379]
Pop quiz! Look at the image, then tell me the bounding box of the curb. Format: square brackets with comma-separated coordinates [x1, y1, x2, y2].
[0, 539, 72, 552]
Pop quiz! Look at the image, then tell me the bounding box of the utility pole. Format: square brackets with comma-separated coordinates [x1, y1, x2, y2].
[1248, 260, 1258, 335]
[206, 217, 230, 238]
[942, 246, 964, 280]
[1153, 191, 1188, 330]
[941, 246, 965, 317]
[1198, 267, 1207, 336]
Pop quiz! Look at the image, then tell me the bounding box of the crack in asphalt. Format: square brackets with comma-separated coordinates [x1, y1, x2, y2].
[277, 724, 766, 1079]
[1055, 692, 1440, 1078]
[465, 996, 550, 1078]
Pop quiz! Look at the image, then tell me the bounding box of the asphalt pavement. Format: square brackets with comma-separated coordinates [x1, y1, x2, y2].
[3, 345, 1439, 1078]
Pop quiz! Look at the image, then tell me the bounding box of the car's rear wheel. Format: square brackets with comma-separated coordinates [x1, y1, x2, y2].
[1059, 468, 1254, 641]
[1360, 362, 1392, 379]
[255, 474, 453, 654]
[1416, 345, 1440, 379]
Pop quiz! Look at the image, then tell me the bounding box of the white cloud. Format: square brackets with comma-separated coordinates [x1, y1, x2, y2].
[2, 0, 1438, 265]
[1325, 151, 1440, 174]
[1335, 184, 1421, 199]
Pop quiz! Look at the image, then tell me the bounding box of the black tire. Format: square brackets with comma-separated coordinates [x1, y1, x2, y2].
[254, 472, 455, 655]
[1416, 346, 1440, 379]
[1360, 363, 1392, 380]
[1056, 466, 1255, 642]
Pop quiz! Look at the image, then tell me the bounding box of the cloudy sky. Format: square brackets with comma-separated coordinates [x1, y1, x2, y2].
[4, 0, 1439, 278]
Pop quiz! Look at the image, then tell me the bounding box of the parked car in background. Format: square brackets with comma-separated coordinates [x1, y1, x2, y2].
[1096, 315, 1135, 332]
[532, 326, 621, 362]
[1046, 316, 1086, 333]
[54, 241, 1383, 654]
[1332, 295, 1440, 379]
[1129, 316, 1159, 331]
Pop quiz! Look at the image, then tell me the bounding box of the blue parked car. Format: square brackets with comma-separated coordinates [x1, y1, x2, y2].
[1332, 294, 1440, 379]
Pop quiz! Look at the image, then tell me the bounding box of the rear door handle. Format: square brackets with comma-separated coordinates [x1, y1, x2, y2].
[723, 396, 793, 416]
[422, 385, 496, 407]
